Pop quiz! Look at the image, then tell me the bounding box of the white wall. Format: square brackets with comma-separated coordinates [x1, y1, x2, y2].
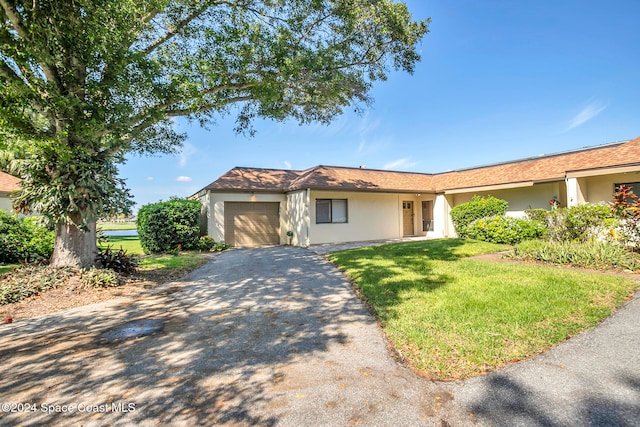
[207, 192, 287, 244]
[0, 194, 12, 212]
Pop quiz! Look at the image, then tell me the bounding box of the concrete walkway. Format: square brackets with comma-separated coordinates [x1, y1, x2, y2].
[0, 246, 638, 426]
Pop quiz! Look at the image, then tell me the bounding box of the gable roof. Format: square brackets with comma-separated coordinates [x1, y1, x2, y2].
[204, 167, 301, 191]
[201, 136, 640, 194]
[0, 171, 21, 193]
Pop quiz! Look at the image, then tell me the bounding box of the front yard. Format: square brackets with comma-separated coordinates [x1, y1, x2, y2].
[328, 238, 639, 380]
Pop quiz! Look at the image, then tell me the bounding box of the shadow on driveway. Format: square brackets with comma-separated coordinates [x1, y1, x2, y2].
[0, 247, 450, 426]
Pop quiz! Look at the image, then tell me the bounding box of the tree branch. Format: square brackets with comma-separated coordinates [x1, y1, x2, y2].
[141, 2, 211, 54]
[165, 95, 253, 117]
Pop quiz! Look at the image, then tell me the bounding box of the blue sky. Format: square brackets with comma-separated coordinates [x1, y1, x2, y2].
[121, 0, 640, 211]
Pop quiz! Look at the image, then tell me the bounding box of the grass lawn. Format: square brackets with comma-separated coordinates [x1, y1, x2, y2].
[98, 221, 137, 230]
[99, 235, 209, 271]
[100, 235, 143, 254]
[328, 238, 639, 380]
[0, 264, 19, 275]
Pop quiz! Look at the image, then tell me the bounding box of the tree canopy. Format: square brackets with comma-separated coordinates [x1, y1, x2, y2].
[0, 0, 429, 266]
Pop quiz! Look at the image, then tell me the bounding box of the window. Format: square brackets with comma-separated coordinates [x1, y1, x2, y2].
[316, 199, 348, 223]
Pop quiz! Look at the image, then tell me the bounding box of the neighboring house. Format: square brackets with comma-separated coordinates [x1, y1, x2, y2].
[0, 171, 20, 213]
[194, 137, 640, 247]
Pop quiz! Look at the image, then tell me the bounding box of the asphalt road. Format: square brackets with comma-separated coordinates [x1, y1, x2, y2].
[1, 246, 638, 426]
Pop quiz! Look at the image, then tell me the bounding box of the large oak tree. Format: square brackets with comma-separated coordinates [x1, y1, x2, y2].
[0, 0, 428, 267]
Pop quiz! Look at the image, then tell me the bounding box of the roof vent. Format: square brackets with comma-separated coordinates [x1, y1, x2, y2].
[359, 165, 366, 169]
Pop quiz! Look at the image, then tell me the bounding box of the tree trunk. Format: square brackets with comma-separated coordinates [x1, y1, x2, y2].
[50, 216, 97, 269]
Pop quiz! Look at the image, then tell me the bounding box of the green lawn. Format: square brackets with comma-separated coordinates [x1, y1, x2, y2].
[99, 235, 143, 254]
[328, 238, 639, 380]
[0, 264, 19, 275]
[98, 221, 137, 230]
[99, 235, 209, 271]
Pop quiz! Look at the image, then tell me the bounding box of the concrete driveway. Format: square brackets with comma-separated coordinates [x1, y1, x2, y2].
[1, 246, 638, 426]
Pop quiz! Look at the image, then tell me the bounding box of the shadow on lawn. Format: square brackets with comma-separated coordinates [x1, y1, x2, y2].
[328, 239, 476, 319]
[0, 247, 370, 426]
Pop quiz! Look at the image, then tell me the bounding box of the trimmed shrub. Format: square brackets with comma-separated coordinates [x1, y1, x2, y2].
[546, 204, 614, 242]
[450, 196, 508, 236]
[524, 208, 549, 223]
[0, 211, 54, 263]
[465, 215, 546, 245]
[137, 198, 202, 254]
[511, 239, 640, 272]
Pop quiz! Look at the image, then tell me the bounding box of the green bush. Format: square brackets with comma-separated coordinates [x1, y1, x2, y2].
[95, 246, 138, 274]
[0, 211, 54, 263]
[547, 204, 614, 242]
[450, 196, 508, 236]
[198, 235, 216, 251]
[80, 267, 121, 288]
[511, 239, 640, 271]
[0, 266, 74, 304]
[524, 208, 549, 223]
[465, 215, 546, 245]
[137, 198, 202, 254]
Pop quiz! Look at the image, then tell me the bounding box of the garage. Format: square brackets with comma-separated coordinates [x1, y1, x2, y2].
[224, 202, 281, 246]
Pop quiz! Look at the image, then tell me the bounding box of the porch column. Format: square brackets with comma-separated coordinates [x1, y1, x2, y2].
[434, 194, 453, 238]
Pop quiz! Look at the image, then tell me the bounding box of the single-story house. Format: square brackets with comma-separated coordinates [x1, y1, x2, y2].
[194, 136, 640, 247]
[0, 171, 20, 213]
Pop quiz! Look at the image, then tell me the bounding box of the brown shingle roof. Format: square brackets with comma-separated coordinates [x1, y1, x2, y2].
[201, 137, 640, 194]
[205, 167, 302, 191]
[0, 171, 20, 193]
[433, 136, 640, 191]
[288, 165, 434, 192]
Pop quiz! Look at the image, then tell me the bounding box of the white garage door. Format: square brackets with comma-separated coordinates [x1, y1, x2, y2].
[224, 202, 280, 246]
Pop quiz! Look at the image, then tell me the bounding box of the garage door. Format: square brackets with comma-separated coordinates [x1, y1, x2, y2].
[224, 202, 280, 246]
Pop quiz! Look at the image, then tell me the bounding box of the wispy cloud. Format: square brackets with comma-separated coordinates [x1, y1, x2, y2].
[146, 176, 154, 181]
[176, 176, 193, 182]
[565, 100, 608, 132]
[178, 142, 197, 167]
[283, 160, 292, 169]
[383, 158, 418, 170]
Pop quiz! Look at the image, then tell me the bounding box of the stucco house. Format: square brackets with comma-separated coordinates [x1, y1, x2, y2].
[194, 137, 640, 247]
[0, 171, 20, 213]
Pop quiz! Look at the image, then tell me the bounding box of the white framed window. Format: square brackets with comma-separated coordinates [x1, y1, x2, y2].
[316, 199, 348, 224]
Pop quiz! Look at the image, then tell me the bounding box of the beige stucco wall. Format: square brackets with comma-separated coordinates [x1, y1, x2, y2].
[580, 172, 640, 204]
[207, 192, 287, 244]
[450, 182, 565, 218]
[307, 190, 435, 245]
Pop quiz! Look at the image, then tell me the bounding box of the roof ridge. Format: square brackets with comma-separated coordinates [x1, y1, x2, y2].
[441, 139, 630, 174]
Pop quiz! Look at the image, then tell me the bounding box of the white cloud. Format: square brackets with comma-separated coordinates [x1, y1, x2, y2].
[146, 176, 154, 181]
[176, 176, 193, 182]
[283, 160, 292, 169]
[178, 142, 197, 167]
[383, 158, 418, 170]
[565, 100, 608, 131]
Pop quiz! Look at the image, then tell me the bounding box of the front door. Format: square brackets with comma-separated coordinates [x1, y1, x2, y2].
[402, 201, 414, 236]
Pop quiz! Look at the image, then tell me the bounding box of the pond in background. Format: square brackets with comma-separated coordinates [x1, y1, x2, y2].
[103, 229, 139, 237]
